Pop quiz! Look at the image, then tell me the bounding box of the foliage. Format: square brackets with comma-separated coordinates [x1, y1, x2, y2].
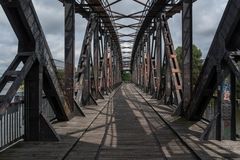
[175, 44, 203, 87]
[56, 69, 65, 86]
[122, 71, 131, 82]
[56, 69, 65, 80]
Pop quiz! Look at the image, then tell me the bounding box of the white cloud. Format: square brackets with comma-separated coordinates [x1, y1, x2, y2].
[169, 0, 228, 58]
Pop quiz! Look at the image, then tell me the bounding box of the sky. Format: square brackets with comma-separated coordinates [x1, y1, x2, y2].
[0, 0, 228, 75]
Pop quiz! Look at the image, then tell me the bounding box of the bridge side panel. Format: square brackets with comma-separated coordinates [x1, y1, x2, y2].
[187, 0, 240, 120]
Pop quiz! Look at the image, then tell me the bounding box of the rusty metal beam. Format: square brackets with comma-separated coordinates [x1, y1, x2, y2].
[24, 61, 42, 141]
[75, 14, 97, 106]
[65, 0, 75, 112]
[182, 0, 192, 113]
[1, 0, 72, 120]
[131, 0, 183, 69]
[187, 0, 240, 120]
[161, 14, 182, 108]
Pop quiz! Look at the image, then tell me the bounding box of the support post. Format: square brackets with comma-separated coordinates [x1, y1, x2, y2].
[64, 0, 75, 111]
[182, 0, 193, 112]
[230, 72, 236, 140]
[82, 44, 92, 105]
[156, 18, 162, 99]
[103, 33, 108, 94]
[220, 75, 232, 140]
[216, 64, 222, 140]
[93, 20, 103, 99]
[24, 61, 42, 141]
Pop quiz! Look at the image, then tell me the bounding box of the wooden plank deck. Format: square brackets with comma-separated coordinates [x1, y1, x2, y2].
[0, 94, 111, 160]
[0, 83, 240, 159]
[134, 84, 240, 159]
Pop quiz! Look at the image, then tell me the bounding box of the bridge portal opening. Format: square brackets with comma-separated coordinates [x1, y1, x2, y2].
[122, 71, 131, 82]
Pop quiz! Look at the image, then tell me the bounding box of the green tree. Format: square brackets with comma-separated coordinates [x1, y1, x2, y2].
[56, 69, 65, 86]
[122, 71, 131, 82]
[175, 44, 203, 87]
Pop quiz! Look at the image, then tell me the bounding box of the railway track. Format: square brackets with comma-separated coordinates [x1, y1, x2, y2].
[62, 84, 122, 160]
[62, 83, 201, 159]
[122, 83, 201, 160]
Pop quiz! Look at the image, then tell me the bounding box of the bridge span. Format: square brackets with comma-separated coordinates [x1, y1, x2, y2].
[1, 84, 239, 159]
[0, 0, 240, 159]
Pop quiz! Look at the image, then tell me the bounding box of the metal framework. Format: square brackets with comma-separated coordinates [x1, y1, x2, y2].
[0, 0, 122, 144]
[131, 0, 184, 111]
[0, 0, 240, 150]
[131, 0, 240, 140]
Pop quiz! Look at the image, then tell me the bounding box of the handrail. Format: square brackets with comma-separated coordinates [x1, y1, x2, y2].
[0, 96, 56, 151]
[0, 101, 24, 151]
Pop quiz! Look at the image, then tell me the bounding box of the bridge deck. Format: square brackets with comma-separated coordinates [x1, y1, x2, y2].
[0, 84, 240, 159]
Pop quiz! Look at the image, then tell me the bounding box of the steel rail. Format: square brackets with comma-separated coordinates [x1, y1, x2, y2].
[129, 84, 201, 159]
[61, 83, 122, 160]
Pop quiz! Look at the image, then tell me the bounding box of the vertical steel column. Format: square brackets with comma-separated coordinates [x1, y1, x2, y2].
[103, 33, 108, 93]
[106, 38, 113, 90]
[137, 54, 140, 85]
[140, 41, 144, 88]
[146, 34, 151, 93]
[221, 76, 232, 140]
[156, 18, 162, 99]
[165, 55, 172, 104]
[24, 61, 42, 141]
[64, 0, 75, 111]
[230, 72, 236, 140]
[216, 64, 222, 140]
[112, 46, 116, 86]
[83, 38, 92, 104]
[93, 20, 102, 98]
[182, 0, 193, 112]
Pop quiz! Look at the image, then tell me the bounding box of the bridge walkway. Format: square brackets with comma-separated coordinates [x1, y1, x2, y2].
[0, 84, 240, 159]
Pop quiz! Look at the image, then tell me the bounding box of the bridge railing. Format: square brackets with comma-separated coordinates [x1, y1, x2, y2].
[0, 58, 64, 151]
[0, 99, 24, 151]
[0, 94, 56, 151]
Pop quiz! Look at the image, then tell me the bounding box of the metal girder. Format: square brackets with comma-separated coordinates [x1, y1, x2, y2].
[65, 0, 75, 112]
[132, 0, 150, 8]
[131, 0, 184, 70]
[86, 0, 121, 53]
[75, 14, 98, 106]
[161, 14, 182, 107]
[1, 0, 72, 121]
[0, 53, 36, 115]
[0, 0, 78, 141]
[24, 61, 60, 141]
[60, 1, 123, 73]
[187, 0, 240, 120]
[59, 0, 90, 18]
[155, 19, 162, 99]
[131, 12, 182, 112]
[182, 0, 192, 113]
[93, 19, 104, 99]
[225, 51, 240, 80]
[104, 0, 122, 8]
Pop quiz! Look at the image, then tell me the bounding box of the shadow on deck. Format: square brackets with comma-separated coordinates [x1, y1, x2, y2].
[0, 84, 240, 159]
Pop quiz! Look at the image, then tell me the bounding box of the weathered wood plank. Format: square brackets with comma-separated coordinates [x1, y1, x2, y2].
[134, 84, 240, 159]
[1, 84, 239, 159]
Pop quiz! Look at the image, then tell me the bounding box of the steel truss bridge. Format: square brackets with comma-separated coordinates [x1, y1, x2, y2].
[0, 0, 240, 159]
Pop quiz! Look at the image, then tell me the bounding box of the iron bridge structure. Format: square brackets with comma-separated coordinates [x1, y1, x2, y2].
[0, 0, 240, 159]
